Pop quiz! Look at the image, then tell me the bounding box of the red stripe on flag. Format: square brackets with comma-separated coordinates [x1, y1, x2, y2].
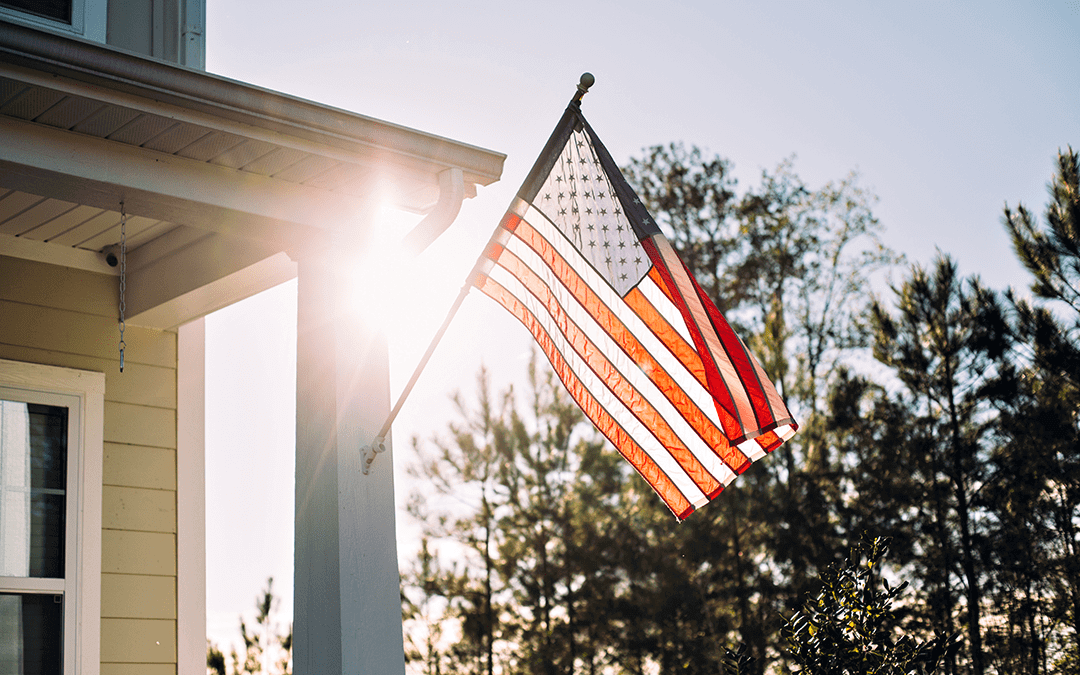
[623, 289, 752, 472]
[476, 272, 695, 520]
[647, 267, 676, 304]
[755, 429, 784, 453]
[500, 212, 522, 233]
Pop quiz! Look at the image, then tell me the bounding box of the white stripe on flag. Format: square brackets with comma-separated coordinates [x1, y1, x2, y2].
[638, 275, 695, 347]
[487, 263, 710, 507]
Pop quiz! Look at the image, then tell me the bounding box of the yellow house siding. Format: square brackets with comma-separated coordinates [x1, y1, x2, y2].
[100, 618, 177, 662]
[102, 530, 177, 576]
[102, 485, 177, 532]
[0, 344, 177, 408]
[101, 574, 177, 619]
[0, 299, 176, 365]
[101, 665, 177, 675]
[104, 443, 177, 490]
[0, 255, 179, 673]
[105, 401, 177, 448]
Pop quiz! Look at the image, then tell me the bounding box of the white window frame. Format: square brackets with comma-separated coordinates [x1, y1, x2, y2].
[0, 359, 102, 675]
[0, 0, 107, 43]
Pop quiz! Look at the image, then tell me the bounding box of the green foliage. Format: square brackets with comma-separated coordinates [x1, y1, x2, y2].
[783, 536, 958, 675]
[207, 642, 227, 675]
[1005, 146, 1080, 317]
[207, 577, 292, 675]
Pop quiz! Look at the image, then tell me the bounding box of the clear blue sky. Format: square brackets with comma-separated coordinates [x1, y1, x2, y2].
[201, 0, 1080, 654]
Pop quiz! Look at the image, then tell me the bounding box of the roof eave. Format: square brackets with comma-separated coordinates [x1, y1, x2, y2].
[0, 20, 506, 187]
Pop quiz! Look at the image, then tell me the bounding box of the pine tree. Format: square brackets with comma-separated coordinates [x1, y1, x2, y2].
[990, 146, 1080, 673]
[871, 256, 1009, 675]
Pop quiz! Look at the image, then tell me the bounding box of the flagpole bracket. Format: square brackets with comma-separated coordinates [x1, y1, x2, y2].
[360, 437, 387, 475]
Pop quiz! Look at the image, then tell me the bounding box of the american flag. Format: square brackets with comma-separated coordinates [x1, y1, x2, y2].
[474, 105, 798, 520]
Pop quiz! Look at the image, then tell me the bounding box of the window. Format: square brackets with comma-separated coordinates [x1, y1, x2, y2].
[0, 0, 71, 24]
[0, 0, 105, 42]
[0, 360, 102, 675]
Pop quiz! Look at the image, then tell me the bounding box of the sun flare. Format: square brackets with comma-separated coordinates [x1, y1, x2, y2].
[345, 207, 475, 373]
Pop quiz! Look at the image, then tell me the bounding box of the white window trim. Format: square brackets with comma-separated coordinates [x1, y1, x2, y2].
[0, 0, 107, 43]
[0, 358, 102, 675]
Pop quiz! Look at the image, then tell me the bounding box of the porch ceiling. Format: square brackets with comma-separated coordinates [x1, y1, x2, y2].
[0, 20, 505, 328]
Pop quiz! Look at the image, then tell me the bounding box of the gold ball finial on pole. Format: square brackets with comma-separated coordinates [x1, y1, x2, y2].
[573, 72, 595, 104]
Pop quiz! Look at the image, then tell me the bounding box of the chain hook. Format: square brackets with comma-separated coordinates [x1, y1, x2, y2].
[119, 201, 126, 373]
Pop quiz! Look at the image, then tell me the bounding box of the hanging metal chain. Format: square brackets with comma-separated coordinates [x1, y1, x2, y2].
[119, 201, 127, 373]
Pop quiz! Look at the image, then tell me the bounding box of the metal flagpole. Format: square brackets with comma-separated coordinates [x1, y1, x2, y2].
[360, 271, 474, 474]
[360, 72, 595, 474]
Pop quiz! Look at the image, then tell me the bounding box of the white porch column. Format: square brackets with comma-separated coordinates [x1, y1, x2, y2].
[293, 247, 406, 675]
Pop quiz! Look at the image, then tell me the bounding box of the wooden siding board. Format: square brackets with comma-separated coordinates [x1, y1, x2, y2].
[100, 618, 177, 663]
[123, 220, 180, 250]
[104, 443, 176, 490]
[106, 113, 175, 145]
[0, 255, 117, 317]
[101, 573, 176, 619]
[101, 664, 177, 675]
[0, 87, 64, 120]
[101, 530, 176, 576]
[142, 123, 210, 155]
[241, 146, 309, 176]
[105, 401, 176, 448]
[76, 215, 160, 252]
[0, 77, 27, 108]
[72, 103, 142, 138]
[207, 138, 277, 169]
[0, 345, 175, 408]
[102, 485, 176, 533]
[0, 299, 177, 367]
[176, 130, 244, 162]
[271, 153, 338, 182]
[35, 95, 104, 130]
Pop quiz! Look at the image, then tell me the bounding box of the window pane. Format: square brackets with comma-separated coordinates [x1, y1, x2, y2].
[0, 401, 67, 578]
[0, 0, 71, 23]
[0, 593, 63, 675]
